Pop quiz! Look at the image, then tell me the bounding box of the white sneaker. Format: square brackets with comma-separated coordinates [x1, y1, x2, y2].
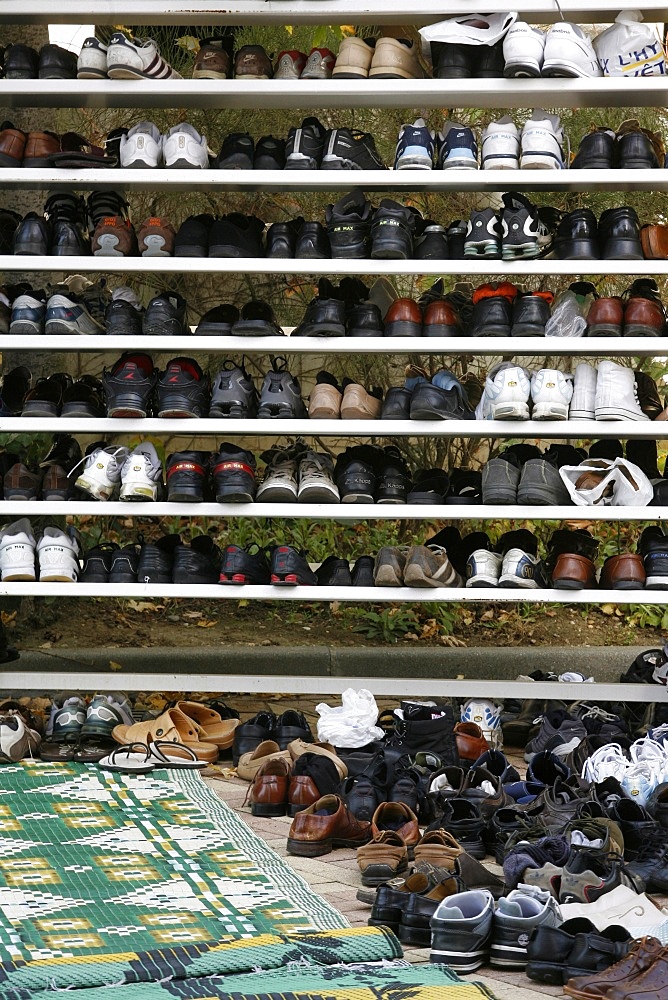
[107, 32, 181, 80]
[520, 110, 565, 170]
[77, 37, 108, 79]
[570, 362, 597, 419]
[466, 549, 502, 587]
[620, 761, 658, 805]
[297, 452, 340, 504]
[45, 293, 105, 336]
[461, 699, 503, 747]
[120, 443, 163, 502]
[75, 445, 131, 501]
[481, 116, 520, 170]
[595, 360, 650, 421]
[120, 121, 163, 169]
[499, 548, 542, 589]
[484, 364, 531, 420]
[162, 123, 209, 169]
[542, 22, 602, 78]
[37, 527, 80, 583]
[256, 452, 299, 503]
[530, 368, 573, 420]
[581, 743, 627, 783]
[503, 22, 545, 77]
[0, 518, 36, 581]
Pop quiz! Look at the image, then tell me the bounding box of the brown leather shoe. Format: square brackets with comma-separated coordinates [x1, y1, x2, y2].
[403, 544, 463, 588]
[413, 828, 463, 871]
[371, 801, 420, 850]
[454, 721, 489, 762]
[234, 45, 273, 80]
[92, 217, 138, 257]
[138, 216, 176, 257]
[41, 464, 70, 500]
[0, 126, 26, 167]
[3, 462, 41, 500]
[193, 38, 231, 80]
[423, 299, 460, 337]
[288, 773, 321, 816]
[600, 553, 646, 591]
[23, 130, 60, 167]
[564, 936, 663, 1000]
[384, 297, 422, 337]
[357, 830, 409, 885]
[309, 382, 342, 419]
[287, 793, 371, 856]
[552, 552, 597, 590]
[640, 223, 668, 260]
[624, 296, 665, 337]
[249, 757, 291, 817]
[340, 383, 382, 420]
[586, 296, 623, 337]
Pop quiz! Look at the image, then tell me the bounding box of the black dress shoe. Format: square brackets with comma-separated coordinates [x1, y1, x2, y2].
[352, 555, 375, 586]
[410, 383, 475, 420]
[381, 387, 412, 419]
[14, 213, 50, 255]
[555, 209, 599, 259]
[233, 710, 277, 766]
[293, 287, 346, 337]
[346, 302, 384, 337]
[475, 41, 504, 77]
[195, 303, 239, 336]
[39, 44, 78, 79]
[316, 555, 353, 586]
[266, 219, 302, 259]
[231, 299, 283, 337]
[571, 128, 615, 169]
[598, 206, 643, 260]
[618, 129, 661, 169]
[433, 42, 472, 78]
[295, 221, 330, 259]
[470, 295, 512, 337]
[3, 44, 39, 79]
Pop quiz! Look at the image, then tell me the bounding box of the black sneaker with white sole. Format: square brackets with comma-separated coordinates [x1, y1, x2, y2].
[285, 116, 328, 169]
[501, 192, 552, 261]
[105, 296, 142, 336]
[157, 357, 210, 419]
[320, 129, 386, 170]
[102, 352, 157, 418]
[335, 445, 377, 503]
[209, 361, 258, 418]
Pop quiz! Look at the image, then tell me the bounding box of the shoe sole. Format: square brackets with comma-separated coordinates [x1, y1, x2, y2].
[287, 836, 365, 856]
[297, 487, 340, 503]
[75, 475, 114, 501]
[532, 403, 569, 420]
[491, 402, 530, 420]
[94, 233, 125, 257]
[9, 321, 43, 335]
[360, 861, 408, 886]
[256, 487, 298, 503]
[141, 235, 170, 257]
[119, 483, 159, 502]
[108, 65, 172, 80]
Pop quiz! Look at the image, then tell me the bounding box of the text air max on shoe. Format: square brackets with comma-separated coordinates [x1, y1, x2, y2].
[74, 444, 131, 501]
[119, 443, 163, 501]
[482, 117, 520, 170]
[520, 111, 565, 170]
[37, 526, 81, 582]
[107, 32, 182, 80]
[0, 518, 36, 581]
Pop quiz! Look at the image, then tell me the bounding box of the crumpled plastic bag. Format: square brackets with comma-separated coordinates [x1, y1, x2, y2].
[559, 457, 654, 506]
[545, 290, 589, 338]
[316, 688, 384, 748]
[419, 12, 517, 64]
[593, 10, 666, 76]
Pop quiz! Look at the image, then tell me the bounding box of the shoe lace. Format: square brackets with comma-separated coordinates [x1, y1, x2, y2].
[632, 827, 668, 862]
[630, 737, 666, 765]
[581, 743, 627, 783]
[300, 452, 333, 482]
[67, 445, 128, 479]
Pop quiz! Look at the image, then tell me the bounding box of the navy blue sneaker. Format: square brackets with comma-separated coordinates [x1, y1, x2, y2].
[270, 545, 318, 585]
[394, 118, 435, 170]
[220, 544, 270, 584]
[438, 123, 478, 170]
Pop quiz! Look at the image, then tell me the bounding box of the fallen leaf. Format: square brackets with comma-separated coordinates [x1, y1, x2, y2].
[481, 609, 494, 620]
[39, 641, 52, 649]
[544, 610, 557, 617]
[195, 620, 217, 628]
[1, 611, 16, 626]
[601, 604, 615, 616]
[183, 611, 203, 619]
[109, 660, 123, 671]
[238, 599, 249, 608]
[127, 600, 164, 613]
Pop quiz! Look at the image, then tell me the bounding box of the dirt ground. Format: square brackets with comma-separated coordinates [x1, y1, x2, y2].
[6, 594, 660, 650]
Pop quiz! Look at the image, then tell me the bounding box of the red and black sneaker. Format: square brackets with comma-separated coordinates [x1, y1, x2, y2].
[270, 544, 318, 585]
[165, 451, 210, 503]
[102, 352, 156, 418]
[211, 443, 256, 503]
[220, 544, 270, 584]
[157, 356, 210, 418]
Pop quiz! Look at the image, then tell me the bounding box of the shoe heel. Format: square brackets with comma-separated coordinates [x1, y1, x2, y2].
[141, 234, 169, 257]
[604, 239, 644, 260]
[94, 233, 123, 256]
[271, 573, 299, 585]
[287, 837, 332, 856]
[251, 802, 287, 817]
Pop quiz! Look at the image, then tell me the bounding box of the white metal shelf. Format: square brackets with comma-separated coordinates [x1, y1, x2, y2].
[0, 417, 666, 438]
[4, 0, 668, 25]
[0, 502, 662, 520]
[3, 257, 668, 277]
[1, 79, 668, 111]
[1, 335, 664, 356]
[0, 582, 661, 602]
[5, 168, 668, 195]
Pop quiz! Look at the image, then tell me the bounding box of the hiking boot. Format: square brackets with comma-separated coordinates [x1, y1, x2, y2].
[211, 443, 256, 503]
[220, 544, 270, 585]
[157, 357, 210, 419]
[103, 352, 156, 418]
[166, 451, 209, 503]
[270, 545, 318, 585]
[209, 361, 258, 418]
[257, 360, 305, 418]
[491, 888, 561, 968]
[559, 849, 640, 904]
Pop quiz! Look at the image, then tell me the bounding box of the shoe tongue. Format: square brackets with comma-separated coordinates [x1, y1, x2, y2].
[168, 360, 199, 380]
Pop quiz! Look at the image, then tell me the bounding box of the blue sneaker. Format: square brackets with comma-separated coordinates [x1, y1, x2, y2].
[394, 118, 434, 170]
[9, 291, 46, 334]
[438, 122, 478, 170]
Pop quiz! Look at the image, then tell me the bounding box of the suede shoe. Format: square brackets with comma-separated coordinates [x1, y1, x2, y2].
[287, 794, 371, 856]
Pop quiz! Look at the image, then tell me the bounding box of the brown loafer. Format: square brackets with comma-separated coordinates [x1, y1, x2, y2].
[287, 793, 371, 856]
[357, 830, 408, 886]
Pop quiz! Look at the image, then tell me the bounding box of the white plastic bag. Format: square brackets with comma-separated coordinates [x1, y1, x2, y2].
[559, 457, 653, 506]
[593, 10, 666, 76]
[545, 290, 589, 338]
[420, 13, 517, 62]
[315, 688, 384, 748]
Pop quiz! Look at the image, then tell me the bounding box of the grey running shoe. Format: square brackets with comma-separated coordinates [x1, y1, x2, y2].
[524, 709, 587, 763]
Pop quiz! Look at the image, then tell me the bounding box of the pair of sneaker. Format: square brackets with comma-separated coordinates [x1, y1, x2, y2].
[257, 446, 340, 504]
[0, 518, 80, 582]
[466, 529, 546, 590]
[120, 121, 209, 169]
[465, 193, 553, 261]
[79, 32, 181, 80]
[570, 361, 652, 422]
[394, 118, 477, 171]
[40, 692, 135, 762]
[503, 21, 601, 78]
[481, 111, 565, 171]
[73, 442, 163, 502]
[478, 363, 573, 422]
[208, 359, 305, 419]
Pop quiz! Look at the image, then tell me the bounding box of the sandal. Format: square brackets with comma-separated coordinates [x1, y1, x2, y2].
[99, 742, 154, 774]
[147, 739, 207, 769]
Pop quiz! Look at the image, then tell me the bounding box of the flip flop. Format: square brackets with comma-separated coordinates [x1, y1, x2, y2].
[147, 739, 207, 769]
[72, 734, 118, 763]
[99, 742, 154, 774]
[39, 739, 78, 762]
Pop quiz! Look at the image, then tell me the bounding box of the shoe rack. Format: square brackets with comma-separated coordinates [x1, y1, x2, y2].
[1, 0, 668, 626]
